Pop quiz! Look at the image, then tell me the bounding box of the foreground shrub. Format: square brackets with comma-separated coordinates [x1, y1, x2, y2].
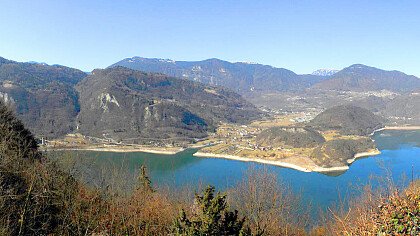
[375, 181, 419, 235]
[329, 180, 420, 235]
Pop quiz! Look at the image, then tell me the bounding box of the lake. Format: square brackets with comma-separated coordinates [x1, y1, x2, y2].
[51, 130, 420, 211]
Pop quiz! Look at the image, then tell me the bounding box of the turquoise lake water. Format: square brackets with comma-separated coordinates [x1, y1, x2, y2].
[52, 130, 420, 211]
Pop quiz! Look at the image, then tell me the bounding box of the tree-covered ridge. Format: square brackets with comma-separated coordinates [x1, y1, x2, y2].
[256, 126, 325, 148]
[314, 64, 420, 92]
[309, 105, 384, 136]
[110, 57, 325, 94]
[76, 66, 262, 143]
[310, 138, 376, 167]
[0, 57, 87, 138]
[0, 56, 263, 142]
[0, 100, 40, 161]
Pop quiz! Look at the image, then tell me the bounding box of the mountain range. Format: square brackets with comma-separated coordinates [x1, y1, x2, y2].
[110, 57, 324, 94]
[1, 55, 420, 140]
[313, 64, 420, 92]
[0, 57, 262, 141]
[111, 57, 420, 93]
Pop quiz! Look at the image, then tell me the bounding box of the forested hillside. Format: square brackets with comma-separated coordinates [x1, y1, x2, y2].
[0, 57, 86, 137]
[110, 57, 324, 94]
[309, 105, 384, 136]
[76, 67, 262, 143]
[313, 64, 420, 92]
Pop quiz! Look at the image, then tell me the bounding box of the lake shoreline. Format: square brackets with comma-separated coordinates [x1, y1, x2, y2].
[42, 146, 184, 155]
[371, 126, 420, 135]
[193, 151, 312, 172]
[43, 126, 416, 173]
[193, 149, 382, 174]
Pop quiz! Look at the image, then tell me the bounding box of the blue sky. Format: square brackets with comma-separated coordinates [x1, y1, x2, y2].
[0, 0, 419, 75]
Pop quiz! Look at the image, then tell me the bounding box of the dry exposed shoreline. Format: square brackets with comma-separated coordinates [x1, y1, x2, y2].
[46, 125, 418, 173]
[193, 152, 313, 172]
[193, 149, 381, 173]
[192, 124, 419, 173]
[42, 145, 184, 155]
[313, 149, 382, 173]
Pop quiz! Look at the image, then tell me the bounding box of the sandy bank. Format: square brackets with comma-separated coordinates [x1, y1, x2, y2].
[43, 146, 184, 155]
[194, 148, 382, 174]
[193, 152, 312, 172]
[347, 149, 381, 164]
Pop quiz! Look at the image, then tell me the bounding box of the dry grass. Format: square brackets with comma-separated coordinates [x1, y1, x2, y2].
[250, 114, 302, 128]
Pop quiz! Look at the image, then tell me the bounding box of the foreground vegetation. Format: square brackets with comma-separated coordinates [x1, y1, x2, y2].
[1, 100, 419, 235]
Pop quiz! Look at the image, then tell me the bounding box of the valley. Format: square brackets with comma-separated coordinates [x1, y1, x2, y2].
[2, 3, 420, 235]
[2, 56, 420, 174]
[43, 107, 388, 173]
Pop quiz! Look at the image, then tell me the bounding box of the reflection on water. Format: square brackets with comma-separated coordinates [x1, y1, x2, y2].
[50, 130, 420, 211]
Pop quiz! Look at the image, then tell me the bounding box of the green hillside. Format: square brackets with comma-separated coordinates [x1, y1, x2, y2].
[309, 105, 384, 136]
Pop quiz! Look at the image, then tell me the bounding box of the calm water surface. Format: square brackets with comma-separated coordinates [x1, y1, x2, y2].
[53, 130, 420, 210]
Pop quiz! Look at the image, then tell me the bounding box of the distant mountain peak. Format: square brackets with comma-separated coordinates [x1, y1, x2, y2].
[314, 64, 420, 92]
[126, 56, 176, 63]
[27, 61, 49, 66]
[236, 61, 260, 65]
[312, 69, 339, 76]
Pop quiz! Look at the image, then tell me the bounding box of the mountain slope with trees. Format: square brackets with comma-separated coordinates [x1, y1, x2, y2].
[111, 58, 420, 94]
[110, 57, 324, 94]
[0, 57, 87, 138]
[313, 64, 420, 92]
[309, 105, 385, 136]
[0, 57, 262, 142]
[256, 126, 325, 148]
[76, 67, 262, 143]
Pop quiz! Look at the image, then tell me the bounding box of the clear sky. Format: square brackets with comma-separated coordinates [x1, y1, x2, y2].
[0, 0, 419, 75]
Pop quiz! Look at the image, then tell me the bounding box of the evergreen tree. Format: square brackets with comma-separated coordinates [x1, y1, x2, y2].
[137, 165, 153, 192]
[173, 185, 254, 236]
